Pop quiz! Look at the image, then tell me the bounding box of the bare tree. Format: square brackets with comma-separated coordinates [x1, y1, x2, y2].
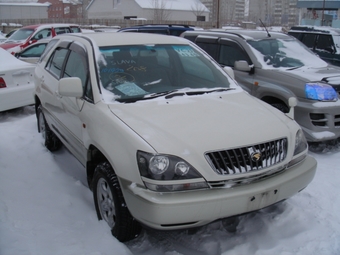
[150, 0, 172, 22]
[219, 0, 237, 25]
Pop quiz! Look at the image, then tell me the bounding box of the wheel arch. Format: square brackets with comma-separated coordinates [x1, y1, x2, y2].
[86, 144, 108, 190]
[261, 96, 288, 108]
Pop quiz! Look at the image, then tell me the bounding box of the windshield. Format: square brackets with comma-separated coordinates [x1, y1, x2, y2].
[247, 38, 328, 69]
[6, 28, 34, 41]
[98, 44, 233, 102]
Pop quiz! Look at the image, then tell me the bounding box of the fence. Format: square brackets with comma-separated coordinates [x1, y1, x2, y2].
[0, 18, 217, 34]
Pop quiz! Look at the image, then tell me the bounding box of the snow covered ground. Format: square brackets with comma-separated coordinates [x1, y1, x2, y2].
[0, 105, 340, 255]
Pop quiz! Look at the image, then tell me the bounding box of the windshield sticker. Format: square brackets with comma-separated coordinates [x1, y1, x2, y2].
[173, 46, 199, 57]
[115, 82, 147, 96]
[101, 67, 124, 73]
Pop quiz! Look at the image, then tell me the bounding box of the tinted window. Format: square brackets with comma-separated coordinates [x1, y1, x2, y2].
[139, 29, 169, 35]
[219, 44, 249, 67]
[55, 27, 71, 35]
[40, 39, 59, 61]
[301, 33, 317, 48]
[62, 48, 93, 101]
[196, 42, 218, 60]
[316, 34, 334, 52]
[46, 48, 68, 78]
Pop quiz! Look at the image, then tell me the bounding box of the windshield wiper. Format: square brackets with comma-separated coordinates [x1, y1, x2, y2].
[115, 90, 180, 103]
[287, 65, 303, 71]
[165, 88, 235, 99]
[116, 88, 235, 103]
[146, 89, 180, 99]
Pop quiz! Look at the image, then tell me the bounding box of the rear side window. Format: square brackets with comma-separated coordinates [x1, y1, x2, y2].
[301, 33, 317, 48]
[316, 34, 334, 52]
[46, 48, 68, 78]
[55, 27, 71, 35]
[139, 29, 169, 35]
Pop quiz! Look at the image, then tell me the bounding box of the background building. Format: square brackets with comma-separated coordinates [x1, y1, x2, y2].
[0, 2, 50, 19]
[37, 0, 83, 19]
[85, 0, 209, 22]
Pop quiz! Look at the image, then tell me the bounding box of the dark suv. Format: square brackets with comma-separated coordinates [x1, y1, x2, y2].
[182, 29, 340, 143]
[288, 25, 340, 66]
[118, 24, 202, 36]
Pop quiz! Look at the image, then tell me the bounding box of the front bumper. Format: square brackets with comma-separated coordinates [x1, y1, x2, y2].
[121, 155, 317, 230]
[295, 99, 340, 142]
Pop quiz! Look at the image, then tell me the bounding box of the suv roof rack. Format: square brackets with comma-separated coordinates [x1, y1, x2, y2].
[289, 26, 331, 34]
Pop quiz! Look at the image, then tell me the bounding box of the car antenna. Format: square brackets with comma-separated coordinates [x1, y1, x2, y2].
[259, 19, 271, 37]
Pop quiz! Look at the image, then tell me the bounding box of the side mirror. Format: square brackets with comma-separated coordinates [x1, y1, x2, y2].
[58, 77, 83, 98]
[286, 97, 297, 119]
[234, 60, 251, 72]
[223, 66, 235, 79]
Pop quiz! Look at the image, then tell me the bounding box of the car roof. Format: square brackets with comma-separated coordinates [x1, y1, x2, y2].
[121, 24, 195, 29]
[55, 32, 191, 47]
[18, 24, 80, 30]
[184, 29, 290, 40]
[289, 25, 340, 35]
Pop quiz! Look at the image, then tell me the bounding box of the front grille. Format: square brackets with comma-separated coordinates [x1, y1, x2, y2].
[309, 113, 340, 127]
[205, 138, 287, 175]
[335, 114, 340, 127]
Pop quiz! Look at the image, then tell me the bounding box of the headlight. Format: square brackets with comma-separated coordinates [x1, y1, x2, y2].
[305, 82, 338, 101]
[288, 129, 308, 168]
[294, 129, 308, 155]
[137, 151, 209, 191]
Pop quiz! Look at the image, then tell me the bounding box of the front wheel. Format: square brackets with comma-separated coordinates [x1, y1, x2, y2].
[92, 162, 141, 242]
[37, 106, 62, 151]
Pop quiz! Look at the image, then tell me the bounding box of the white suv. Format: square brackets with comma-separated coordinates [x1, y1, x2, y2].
[33, 32, 317, 242]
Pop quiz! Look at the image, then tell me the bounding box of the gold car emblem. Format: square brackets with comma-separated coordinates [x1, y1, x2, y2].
[251, 152, 262, 162]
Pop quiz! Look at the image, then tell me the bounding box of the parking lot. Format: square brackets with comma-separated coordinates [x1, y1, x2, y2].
[0, 106, 339, 255]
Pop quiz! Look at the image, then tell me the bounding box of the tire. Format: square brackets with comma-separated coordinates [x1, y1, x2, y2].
[93, 162, 141, 242]
[37, 106, 62, 151]
[271, 103, 289, 113]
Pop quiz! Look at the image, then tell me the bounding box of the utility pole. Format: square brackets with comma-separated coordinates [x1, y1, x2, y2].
[216, 0, 220, 28]
[321, 0, 326, 26]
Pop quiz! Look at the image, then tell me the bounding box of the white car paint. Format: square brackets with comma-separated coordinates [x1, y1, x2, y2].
[0, 48, 35, 112]
[34, 32, 317, 240]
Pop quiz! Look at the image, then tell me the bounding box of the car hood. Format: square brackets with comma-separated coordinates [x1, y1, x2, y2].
[280, 65, 340, 83]
[108, 91, 294, 158]
[0, 42, 21, 50]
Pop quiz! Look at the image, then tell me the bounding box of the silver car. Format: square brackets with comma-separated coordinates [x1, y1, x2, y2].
[182, 29, 340, 143]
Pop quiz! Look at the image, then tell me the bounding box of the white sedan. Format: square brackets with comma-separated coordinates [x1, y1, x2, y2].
[0, 48, 35, 112]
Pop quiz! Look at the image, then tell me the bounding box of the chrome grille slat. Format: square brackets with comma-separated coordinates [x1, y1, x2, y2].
[205, 138, 287, 175]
